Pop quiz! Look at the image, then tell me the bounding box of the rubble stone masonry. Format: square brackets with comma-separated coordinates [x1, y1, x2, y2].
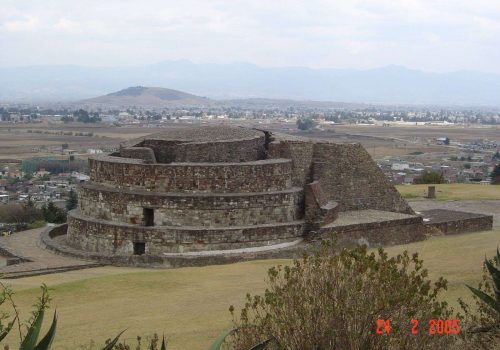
[63, 125, 428, 259]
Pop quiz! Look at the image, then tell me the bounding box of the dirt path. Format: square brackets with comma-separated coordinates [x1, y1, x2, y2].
[0, 227, 98, 276]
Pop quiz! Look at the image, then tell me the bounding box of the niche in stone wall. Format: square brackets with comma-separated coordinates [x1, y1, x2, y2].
[133, 242, 145, 255]
[143, 208, 155, 227]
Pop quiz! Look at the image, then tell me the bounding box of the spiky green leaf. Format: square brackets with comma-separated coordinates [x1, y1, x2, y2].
[467, 285, 500, 313]
[34, 311, 57, 350]
[485, 259, 500, 299]
[20, 308, 45, 350]
[161, 334, 167, 350]
[0, 317, 17, 342]
[207, 329, 235, 350]
[100, 329, 126, 350]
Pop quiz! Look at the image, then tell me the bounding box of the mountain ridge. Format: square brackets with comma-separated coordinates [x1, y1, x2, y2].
[1, 61, 500, 106]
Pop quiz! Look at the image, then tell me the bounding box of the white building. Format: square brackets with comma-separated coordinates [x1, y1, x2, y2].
[391, 162, 410, 171]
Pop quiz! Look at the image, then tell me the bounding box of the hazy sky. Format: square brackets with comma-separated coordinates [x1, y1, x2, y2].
[1, 0, 500, 73]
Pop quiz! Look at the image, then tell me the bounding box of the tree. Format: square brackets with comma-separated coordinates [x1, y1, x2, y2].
[42, 202, 66, 224]
[66, 189, 78, 211]
[296, 118, 315, 131]
[73, 109, 101, 123]
[414, 171, 446, 184]
[491, 164, 500, 185]
[61, 116, 74, 123]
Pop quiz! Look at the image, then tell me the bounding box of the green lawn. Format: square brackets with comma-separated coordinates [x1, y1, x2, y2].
[2, 228, 500, 350]
[396, 183, 500, 201]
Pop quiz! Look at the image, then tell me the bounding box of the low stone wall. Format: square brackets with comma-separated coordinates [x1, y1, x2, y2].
[421, 209, 493, 235]
[66, 210, 305, 254]
[0, 246, 31, 266]
[318, 216, 426, 247]
[79, 184, 304, 227]
[89, 156, 293, 193]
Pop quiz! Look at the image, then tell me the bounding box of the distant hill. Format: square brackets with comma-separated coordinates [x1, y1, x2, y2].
[79, 86, 212, 108]
[1, 60, 500, 106]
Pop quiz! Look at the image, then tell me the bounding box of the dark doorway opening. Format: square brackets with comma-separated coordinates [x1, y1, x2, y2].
[143, 208, 154, 226]
[133, 242, 146, 255]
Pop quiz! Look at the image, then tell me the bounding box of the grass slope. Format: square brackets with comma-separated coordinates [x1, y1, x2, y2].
[2, 229, 500, 349]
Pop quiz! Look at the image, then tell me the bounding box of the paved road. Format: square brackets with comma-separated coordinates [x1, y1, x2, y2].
[0, 227, 97, 276]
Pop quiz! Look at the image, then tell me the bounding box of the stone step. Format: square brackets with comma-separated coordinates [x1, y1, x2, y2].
[2, 263, 102, 279]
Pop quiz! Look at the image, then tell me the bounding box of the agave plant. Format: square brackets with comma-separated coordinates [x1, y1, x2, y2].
[18, 309, 57, 350]
[467, 248, 500, 315]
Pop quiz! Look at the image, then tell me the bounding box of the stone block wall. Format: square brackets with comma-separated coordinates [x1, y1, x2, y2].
[173, 137, 266, 163]
[140, 139, 180, 163]
[319, 215, 426, 247]
[312, 142, 414, 214]
[66, 210, 304, 253]
[268, 138, 314, 187]
[142, 136, 265, 163]
[89, 156, 293, 193]
[67, 127, 425, 260]
[120, 147, 157, 163]
[78, 183, 303, 227]
[304, 180, 339, 231]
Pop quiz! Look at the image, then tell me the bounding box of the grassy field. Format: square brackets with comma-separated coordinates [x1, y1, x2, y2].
[2, 228, 500, 350]
[396, 183, 500, 201]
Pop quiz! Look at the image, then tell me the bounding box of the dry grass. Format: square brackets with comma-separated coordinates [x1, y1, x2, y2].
[2, 229, 499, 349]
[396, 184, 500, 201]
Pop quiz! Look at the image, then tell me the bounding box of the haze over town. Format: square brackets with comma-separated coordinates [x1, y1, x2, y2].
[2, 1, 500, 105]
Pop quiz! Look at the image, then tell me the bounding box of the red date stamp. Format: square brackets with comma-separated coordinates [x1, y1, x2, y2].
[376, 319, 460, 335]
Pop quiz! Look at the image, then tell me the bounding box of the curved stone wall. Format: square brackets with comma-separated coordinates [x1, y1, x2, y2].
[131, 126, 266, 163]
[66, 210, 304, 253]
[78, 183, 304, 227]
[64, 126, 423, 262]
[142, 136, 265, 163]
[89, 156, 292, 193]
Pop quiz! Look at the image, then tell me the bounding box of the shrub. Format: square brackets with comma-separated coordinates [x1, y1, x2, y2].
[27, 220, 46, 229]
[296, 118, 315, 131]
[414, 171, 446, 184]
[227, 242, 457, 350]
[0, 203, 43, 224]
